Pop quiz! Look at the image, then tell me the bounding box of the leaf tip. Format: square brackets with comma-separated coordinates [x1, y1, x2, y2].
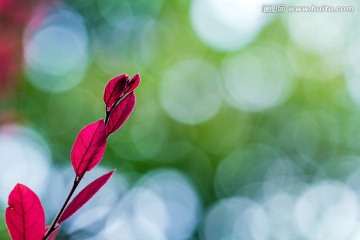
[108, 169, 116, 176]
[58, 169, 116, 224]
[132, 73, 140, 80]
[125, 74, 140, 93]
[14, 183, 24, 189]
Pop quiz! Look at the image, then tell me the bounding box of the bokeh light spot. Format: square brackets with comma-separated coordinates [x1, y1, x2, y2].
[190, 0, 277, 51]
[105, 169, 201, 240]
[222, 46, 294, 112]
[202, 197, 269, 240]
[0, 125, 51, 206]
[215, 144, 279, 198]
[160, 59, 222, 125]
[295, 181, 359, 240]
[24, 4, 89, 93]
[286, 1, 355, 55]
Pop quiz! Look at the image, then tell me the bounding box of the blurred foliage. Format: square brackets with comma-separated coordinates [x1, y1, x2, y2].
[2, 0, 360, 239]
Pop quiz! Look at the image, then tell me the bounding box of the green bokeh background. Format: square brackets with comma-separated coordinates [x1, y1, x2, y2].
[2, 0, 360, 239]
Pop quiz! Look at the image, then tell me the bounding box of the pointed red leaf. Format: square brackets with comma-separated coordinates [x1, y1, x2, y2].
[125, 73, 140, 93]
[106, 92, 136, 136]
[5, 184, 46, 240]
[71, 120, 107, 177]
[103, 74, 129, 111]
[58, 170, 115, 223]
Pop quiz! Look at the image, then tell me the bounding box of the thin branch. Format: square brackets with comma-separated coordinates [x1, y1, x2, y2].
[43, 177, 81, 240]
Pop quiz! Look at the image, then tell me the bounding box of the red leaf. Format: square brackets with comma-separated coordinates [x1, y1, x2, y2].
[125, 73, 140, 93]
[58, 170, 115, 223]
[71, 120, 107, 177]
[5, 184, 45, 240]
[103, 74, 129, 111]
[106, 92, 136, 136]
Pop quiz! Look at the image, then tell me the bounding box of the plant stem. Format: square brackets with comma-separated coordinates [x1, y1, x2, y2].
[43, 177, 81, 240]
[105, 93, 128, 125]
[105, 110, 111, 125]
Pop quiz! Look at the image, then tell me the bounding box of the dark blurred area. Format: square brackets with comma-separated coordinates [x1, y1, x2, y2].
[2, 0, 360, 239]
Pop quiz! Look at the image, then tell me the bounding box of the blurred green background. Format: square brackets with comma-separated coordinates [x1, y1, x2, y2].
[2, 0, 360, 239]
